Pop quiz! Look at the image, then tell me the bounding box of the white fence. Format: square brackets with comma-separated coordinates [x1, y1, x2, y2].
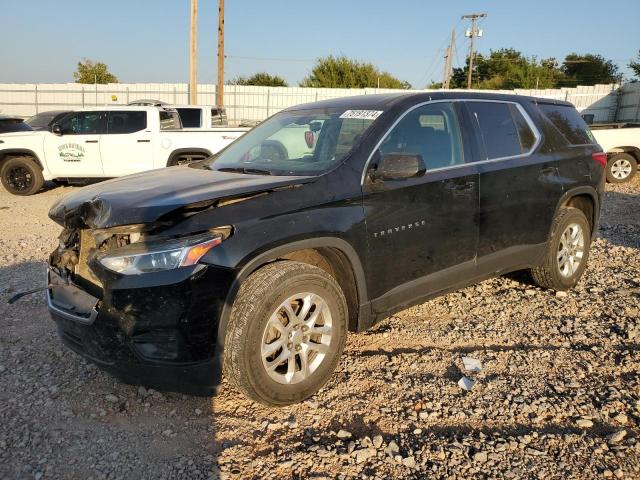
[0, 81, 637, 124]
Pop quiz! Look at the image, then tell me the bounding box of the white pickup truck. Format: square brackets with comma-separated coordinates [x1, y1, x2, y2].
[591, 123, 640, 183]
[0, 106, 248, 195]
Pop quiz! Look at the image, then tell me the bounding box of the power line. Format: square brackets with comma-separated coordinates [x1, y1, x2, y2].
[225, 54, 314, 63]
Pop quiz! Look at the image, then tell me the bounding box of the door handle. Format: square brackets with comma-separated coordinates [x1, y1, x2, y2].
[446, 181, 475, 191]
[137, 139, 151, 143]
[85, 140, 98, 143]
[540, 166, 558, 175]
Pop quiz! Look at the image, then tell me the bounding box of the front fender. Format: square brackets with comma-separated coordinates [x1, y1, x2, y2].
[212, 236, 369, 353]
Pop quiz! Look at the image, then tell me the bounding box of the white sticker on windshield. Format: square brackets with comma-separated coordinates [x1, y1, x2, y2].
[339, 110, 383, 120]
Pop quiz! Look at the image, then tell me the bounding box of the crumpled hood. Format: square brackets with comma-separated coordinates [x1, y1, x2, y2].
[48, 166, 311, 229]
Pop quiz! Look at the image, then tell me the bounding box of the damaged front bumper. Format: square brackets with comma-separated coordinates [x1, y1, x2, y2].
[47, 229, 235, 396]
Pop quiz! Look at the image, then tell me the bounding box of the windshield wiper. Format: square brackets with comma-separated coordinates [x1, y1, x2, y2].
[216, 167, 273, 176]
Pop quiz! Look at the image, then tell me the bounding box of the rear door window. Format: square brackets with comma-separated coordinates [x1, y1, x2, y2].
[160, 110, 182, 130]
[466, 102, 537, 160]
[106, 111, 147, 134]
[538, 103, 595, 145]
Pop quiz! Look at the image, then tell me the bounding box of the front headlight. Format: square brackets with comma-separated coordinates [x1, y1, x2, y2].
[99, 234, 223, 275]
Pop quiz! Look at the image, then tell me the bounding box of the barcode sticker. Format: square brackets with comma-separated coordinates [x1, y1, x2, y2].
[339, 110, 384, 120]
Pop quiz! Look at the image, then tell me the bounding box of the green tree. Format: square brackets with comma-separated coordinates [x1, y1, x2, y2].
[230, 72, 288, 87]
[561, 53, 619, 86]
[450, 49, 564, 90]
[300, 55, 411, 89]
[73, 59, 118, 84]
[629, 50, 640, 80]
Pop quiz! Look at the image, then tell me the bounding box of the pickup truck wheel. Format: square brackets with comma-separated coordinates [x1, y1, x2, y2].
[530, 207, 591, 291]
[223, 261, 347, 406]
[1, 156, 44, 196]
[167, 151, 209, 166]
[606, 153, 637, 183]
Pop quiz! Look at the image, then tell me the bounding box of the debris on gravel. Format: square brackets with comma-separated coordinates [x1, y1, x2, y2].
[1, 177, 639, 479]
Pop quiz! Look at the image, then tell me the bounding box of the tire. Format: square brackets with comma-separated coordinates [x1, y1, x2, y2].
[606, 153, 637, 183]
[0, 156, 44, 195]
[223, 261, 348, 406]
[530, 207, 591, 291]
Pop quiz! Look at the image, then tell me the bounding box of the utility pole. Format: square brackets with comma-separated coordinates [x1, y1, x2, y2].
[189, 0, 198, 105]
[442, 29, 456, 89]
[216, 0, 225, 108]
[462, 13, 487, 89]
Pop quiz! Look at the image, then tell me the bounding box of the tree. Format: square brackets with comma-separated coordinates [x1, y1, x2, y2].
[450, 49, 564, 90]
[230, 72, 288, 87]
[561, 53, 619, 86]
[629, 50, 640, 80]
[300, 55, 411, 89]
[73, 59, 118, 84]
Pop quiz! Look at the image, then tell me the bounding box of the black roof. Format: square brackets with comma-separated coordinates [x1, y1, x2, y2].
[286, 91, 573, 112]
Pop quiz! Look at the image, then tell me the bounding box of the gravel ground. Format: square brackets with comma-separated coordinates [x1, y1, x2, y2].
[0, 177, 639, 479]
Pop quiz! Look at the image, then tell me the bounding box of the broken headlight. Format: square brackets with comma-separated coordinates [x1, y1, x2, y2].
[98, 232, 225, 275]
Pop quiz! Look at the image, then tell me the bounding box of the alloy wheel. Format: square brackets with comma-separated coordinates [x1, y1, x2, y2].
[557, 223, 585, 277]
[261, 292, 333, 385]
[611, 158, 633, 180]
[6, 166, 33, 192]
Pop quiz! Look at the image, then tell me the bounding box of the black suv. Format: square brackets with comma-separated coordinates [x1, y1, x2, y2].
[47, 92, 604, 405]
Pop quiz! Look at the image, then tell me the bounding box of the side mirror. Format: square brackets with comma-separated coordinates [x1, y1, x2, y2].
[51, 124, 63, 136]
[371, 153, 426, 181]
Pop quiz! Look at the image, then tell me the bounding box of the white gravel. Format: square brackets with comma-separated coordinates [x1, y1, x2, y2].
[0, 177, 639, 479]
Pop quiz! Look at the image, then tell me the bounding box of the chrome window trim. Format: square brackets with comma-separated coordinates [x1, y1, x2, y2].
[361, 98, 543, 185]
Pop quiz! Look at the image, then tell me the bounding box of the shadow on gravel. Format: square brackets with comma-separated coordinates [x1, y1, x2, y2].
[0, 260, 225, 478]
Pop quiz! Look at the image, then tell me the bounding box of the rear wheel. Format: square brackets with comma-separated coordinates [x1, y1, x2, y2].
[606, 153, 637, 183]
[167, 151, 210, 166]
[223, 261, 347, 406]
[530, 207, 591, 290]
[0, 156, 44, 195]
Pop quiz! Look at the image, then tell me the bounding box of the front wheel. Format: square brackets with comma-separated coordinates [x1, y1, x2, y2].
[0, 156, 44, 195]
[223, 261, 347, 406]
[606, 153, 637, 183]
[530, 207, 591, 290]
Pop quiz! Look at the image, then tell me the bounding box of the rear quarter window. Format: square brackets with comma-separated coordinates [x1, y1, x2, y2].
[538, 103, 595, 145]
[467, 101, 537, 159]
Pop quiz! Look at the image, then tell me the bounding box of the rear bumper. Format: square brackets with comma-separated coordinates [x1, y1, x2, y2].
[47, 265, 233, 396]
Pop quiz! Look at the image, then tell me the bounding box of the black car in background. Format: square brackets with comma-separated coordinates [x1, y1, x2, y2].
[0, 115, 33, 133]
[46, 92, 605, 406]
[25, 110, 73, 131]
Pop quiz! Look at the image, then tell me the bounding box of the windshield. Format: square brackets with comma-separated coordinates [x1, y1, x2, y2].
[204, 107, 380, 176]
[26, 112, 57, 128]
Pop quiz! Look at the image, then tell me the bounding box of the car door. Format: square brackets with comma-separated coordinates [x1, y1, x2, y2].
[42, 111, 106, 177]
[362, 101, 479, 314]
[463, 100, 563, 274]
[100, 110, 154, 176]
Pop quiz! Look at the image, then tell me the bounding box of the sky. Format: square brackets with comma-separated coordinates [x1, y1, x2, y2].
[1, 0, 638, 87]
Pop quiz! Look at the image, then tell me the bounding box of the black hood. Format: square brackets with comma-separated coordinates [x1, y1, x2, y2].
[49, 166, 310, 229]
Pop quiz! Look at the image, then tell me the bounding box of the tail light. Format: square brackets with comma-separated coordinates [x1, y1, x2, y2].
[592, 152, 607, 168]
